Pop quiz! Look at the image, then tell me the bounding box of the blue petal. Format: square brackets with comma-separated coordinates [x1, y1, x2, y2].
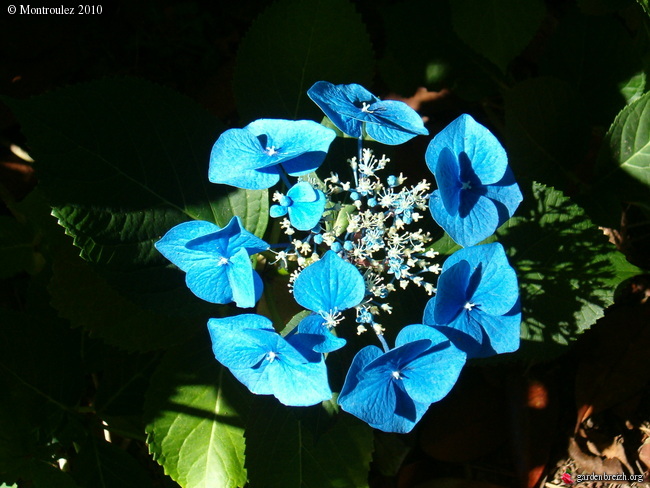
[287, 181, 319, 202]
[226, 247, 258, 308]
[432, 260, 471, 325]
[270, 204, 288, 218]
[186, 216, 268, 257]
[207, 315, 275, 369]
[293, 251, 365, 313]
[307, 81, 375, 138]
[394, 323, 451, 348]
[185, 258, 231, 304]
[295, 314, 346, 353]
[429, 191, 499, 247]
[425, 114, 507, 185]
[155, 220, 221, 272]
[443, 243, 518, 316]
[268, 357, 332, 406]
[482, 166, 523, 221]
[369, 393, 430, 433]
[208, 315, 332, 406]
[338, 346, 397, 425]
[435, 147, 461, 216]
[208, 128, 280, 189]
[246, 119, 336, 174]
[469, 304, 521, 356]
[364, 100, 429, 145]
[287, 185, 326, 231]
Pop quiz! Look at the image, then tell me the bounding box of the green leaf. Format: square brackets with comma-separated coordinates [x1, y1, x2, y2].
[48, 242, 207, 352]
[144, 339, 249, 488]
[0, 215, 45, 278]
[245, 398, 373, 488]
[2, 77, 268, 313]
[233, 0, 374, 122]
[594, 90, 650, 210]
[636, 0, 650, 15]
[497, 183, 641, 359]
[451, 0, 546, 72]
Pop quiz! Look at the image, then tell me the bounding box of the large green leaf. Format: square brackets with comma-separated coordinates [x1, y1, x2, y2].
[450, 0, 545, 73]
[594, 90, 650, 210]
[144, 339, 249, 488]
[3, 77, 268, 313]
[245, 398, 373, 488]
[497, 183, 641, 359]
[233, 0, 374, 122]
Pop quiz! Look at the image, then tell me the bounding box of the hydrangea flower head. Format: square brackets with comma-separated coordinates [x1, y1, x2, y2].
[209, 119, 336, 190]
[270, 181, 327, 231]
[426, 114, 523, 247]
[155, 216, 268, 308]
[307, 81, 429, 145]
[338, 324, 466, 433]
[423, 242, 521, 358]
[208, 314, 331, 406]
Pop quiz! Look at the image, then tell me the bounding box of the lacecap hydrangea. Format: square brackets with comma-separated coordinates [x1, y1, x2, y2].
[156, 81, 523, 433]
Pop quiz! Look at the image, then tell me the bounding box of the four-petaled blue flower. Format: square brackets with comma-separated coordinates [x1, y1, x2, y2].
[307, 81, 429, 145]
[207, 314, 331, 406]
[155, 216, 268, 308]
[291, 250, 366, 352]
[209, 119, 336, 190]
[270, 181, 327, 231]
[338, 324, 466, 433]
[423, 242, 521, 358]
[426, 114, 523, 247]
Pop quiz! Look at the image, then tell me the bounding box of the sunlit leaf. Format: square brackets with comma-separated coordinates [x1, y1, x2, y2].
[144, 339, 249, 488]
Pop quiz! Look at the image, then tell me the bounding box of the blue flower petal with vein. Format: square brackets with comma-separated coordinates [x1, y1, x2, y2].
[207, 314, 332, 406]
[338, 324, 466, 433]
[155, 216, 268, 308]
[423, 242, 521, 358]
[270, 181, 327, 231]
[426, 114, 523, 247]
[209, 119, 336, 190]
[307, 81, 429, 145]
[291, 250, 366, 352]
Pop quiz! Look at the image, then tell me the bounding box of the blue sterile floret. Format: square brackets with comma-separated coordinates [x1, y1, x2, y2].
[307, 81, 429, 145]
[338, 324, 466, 433]
[155, 216, 268, 308]
[270, 181, 327, 231]
[426, 114, 523, 247]
[423, 242, 521, 358]
[207, 314, 331, 406]
[209, 119, 336, 190]
[292, 250, 366, 352]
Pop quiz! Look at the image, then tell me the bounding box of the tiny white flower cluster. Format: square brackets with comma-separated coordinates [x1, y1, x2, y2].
[272, 149, 441, 337]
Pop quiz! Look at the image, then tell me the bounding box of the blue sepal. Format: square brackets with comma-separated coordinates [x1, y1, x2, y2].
[207, 315, 332, 406]
[293, 250, 365, 314]
[307, 81, 428, 145]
